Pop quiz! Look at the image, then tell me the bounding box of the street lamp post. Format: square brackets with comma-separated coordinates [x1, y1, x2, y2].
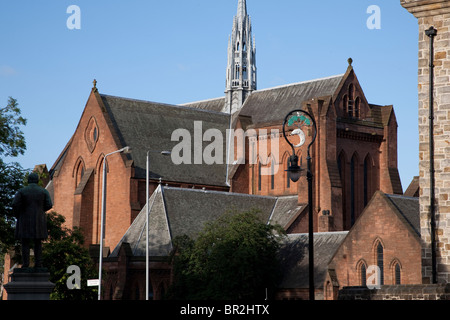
[425, 26, 437, 284]
[146, 150, 171, 301]
[98, 146, 131, 300]
[282, 109, 317, 301]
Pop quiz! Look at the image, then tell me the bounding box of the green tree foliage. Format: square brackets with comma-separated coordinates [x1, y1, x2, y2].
[0, 160, 27, 255]
[166, 210, 286, 300]
[0, 97, 27, 157]
[43, 211, 97, 300]
[0, 97, 27, 259]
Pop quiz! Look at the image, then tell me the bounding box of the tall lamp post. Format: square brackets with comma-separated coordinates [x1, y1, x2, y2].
[98, 146, 132, 300]
[425, 26, 437, 284]
[282, 109, 317, 301]
[146, 150, 171, 300]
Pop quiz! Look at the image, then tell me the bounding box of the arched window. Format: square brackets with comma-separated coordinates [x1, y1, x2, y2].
[349, 84, 354, 100]
[355, 97, 360, 118]
[338, 151, 348, 228]
[258, 161, 262, 191]
[350, 154, 358, 226]
[356, 261, 367, 286]
[271, 160, 275, 190]
[343, 95, 348, 116]
[361, 263, 367, 286]
[348, 84, 354, 117]
[395, 263, 401, 285]
[364, 155, 371, 206]
[74, 157, 85, 188]
[376, 242, 384, 285]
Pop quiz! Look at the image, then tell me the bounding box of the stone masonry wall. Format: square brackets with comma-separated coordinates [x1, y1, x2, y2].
[401, 0, 450, 284]
[338, 284, 450, 300]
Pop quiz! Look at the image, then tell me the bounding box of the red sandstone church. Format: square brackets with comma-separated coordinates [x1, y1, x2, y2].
[3, 0, 422, 300]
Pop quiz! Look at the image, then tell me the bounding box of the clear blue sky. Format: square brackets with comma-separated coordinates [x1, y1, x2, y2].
[0, 1, 419, 189]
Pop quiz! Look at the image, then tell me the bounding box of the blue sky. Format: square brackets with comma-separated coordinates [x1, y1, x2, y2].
[0, 1, 419, 189]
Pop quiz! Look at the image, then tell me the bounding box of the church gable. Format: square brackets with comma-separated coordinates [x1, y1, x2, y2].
[333, 63, 370, 121]
[327, 191, 421, 288]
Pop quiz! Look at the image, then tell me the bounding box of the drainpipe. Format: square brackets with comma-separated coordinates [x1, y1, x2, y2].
[425, 26, 437, 284]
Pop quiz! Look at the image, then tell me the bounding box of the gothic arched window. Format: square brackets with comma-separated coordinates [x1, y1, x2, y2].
[258, 161, 262, 191]
[357, 261, 367, 286]
[395, 263, 401, 285]
[355, 97, 361, 118]
[348, 84, 354, 117]
[271, 159, 275, 190]
[376, 242, 384, 285]
[343, 95, 348, 116]
[350, 154, 358, 226]
[364, 155, 372, 206]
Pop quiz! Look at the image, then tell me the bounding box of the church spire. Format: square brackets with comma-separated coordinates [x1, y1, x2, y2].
[224, 0, 257, 114]
[237, 0, 247, 22]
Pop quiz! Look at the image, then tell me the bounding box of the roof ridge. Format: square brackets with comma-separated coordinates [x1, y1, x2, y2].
[180, 96, 225, 106]
[254, 74, 345, 94]
[162, 185, 277, 200]
[385, 193, 419, 201]
[101, 93, 229, 117]
[287, 231, 349, 237]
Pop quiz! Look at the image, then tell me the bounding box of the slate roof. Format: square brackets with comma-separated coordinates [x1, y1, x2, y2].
[181, 74, 345, 125]
[385, 193, 420, 236]
[269, 196, 306, 229]
[110, 186, 303, 258]
[181, 97, 226, 113]
[239, 74, 345, 126]
[277, 232, 348, 289]
[100, 94, 231, 187]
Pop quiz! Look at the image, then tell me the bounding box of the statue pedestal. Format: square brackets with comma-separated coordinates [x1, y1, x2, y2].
[4, 268, 55, 300]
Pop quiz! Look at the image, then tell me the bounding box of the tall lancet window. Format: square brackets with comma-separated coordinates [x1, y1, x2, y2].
[377, 242, 384, 285]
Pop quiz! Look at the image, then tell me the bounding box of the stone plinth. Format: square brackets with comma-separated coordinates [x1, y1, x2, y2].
[338, 284, 450, 300]
[4, 268, 55, 300]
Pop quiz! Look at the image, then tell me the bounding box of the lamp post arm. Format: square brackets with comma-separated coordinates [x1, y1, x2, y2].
[98, 146, 130, 300]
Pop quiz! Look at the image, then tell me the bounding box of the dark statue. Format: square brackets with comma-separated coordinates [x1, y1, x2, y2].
[12, 172, 53, 268]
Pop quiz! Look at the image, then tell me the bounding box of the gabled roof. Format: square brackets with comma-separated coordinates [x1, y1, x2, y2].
[404, 176, 419, 197]
[239, 74, 345, 126]
[384, 193, 420, 236]
[181, 97, 226, 113]
[110, 186, 303, 258]
[277, 232, 349, 289]
[100, 94, 231, 187]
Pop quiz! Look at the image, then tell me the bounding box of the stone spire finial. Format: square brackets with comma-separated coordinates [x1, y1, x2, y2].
[348, 57, 353, 66]
[93, 79, 97, 88]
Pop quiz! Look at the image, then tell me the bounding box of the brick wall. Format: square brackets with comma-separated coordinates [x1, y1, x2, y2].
[51, 89, 133, 249]
[328, 192, 422, 291]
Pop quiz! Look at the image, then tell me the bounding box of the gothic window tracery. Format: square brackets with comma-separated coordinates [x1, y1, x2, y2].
[85, 116, 99, 153]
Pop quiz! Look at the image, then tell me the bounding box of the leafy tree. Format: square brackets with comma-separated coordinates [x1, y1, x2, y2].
[0, 160, 27, 254]
[166, 210, 286, 300]
[0, 97, 27, 272]
[42, 211, 97, 300]
[0, 97, 27, 157]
